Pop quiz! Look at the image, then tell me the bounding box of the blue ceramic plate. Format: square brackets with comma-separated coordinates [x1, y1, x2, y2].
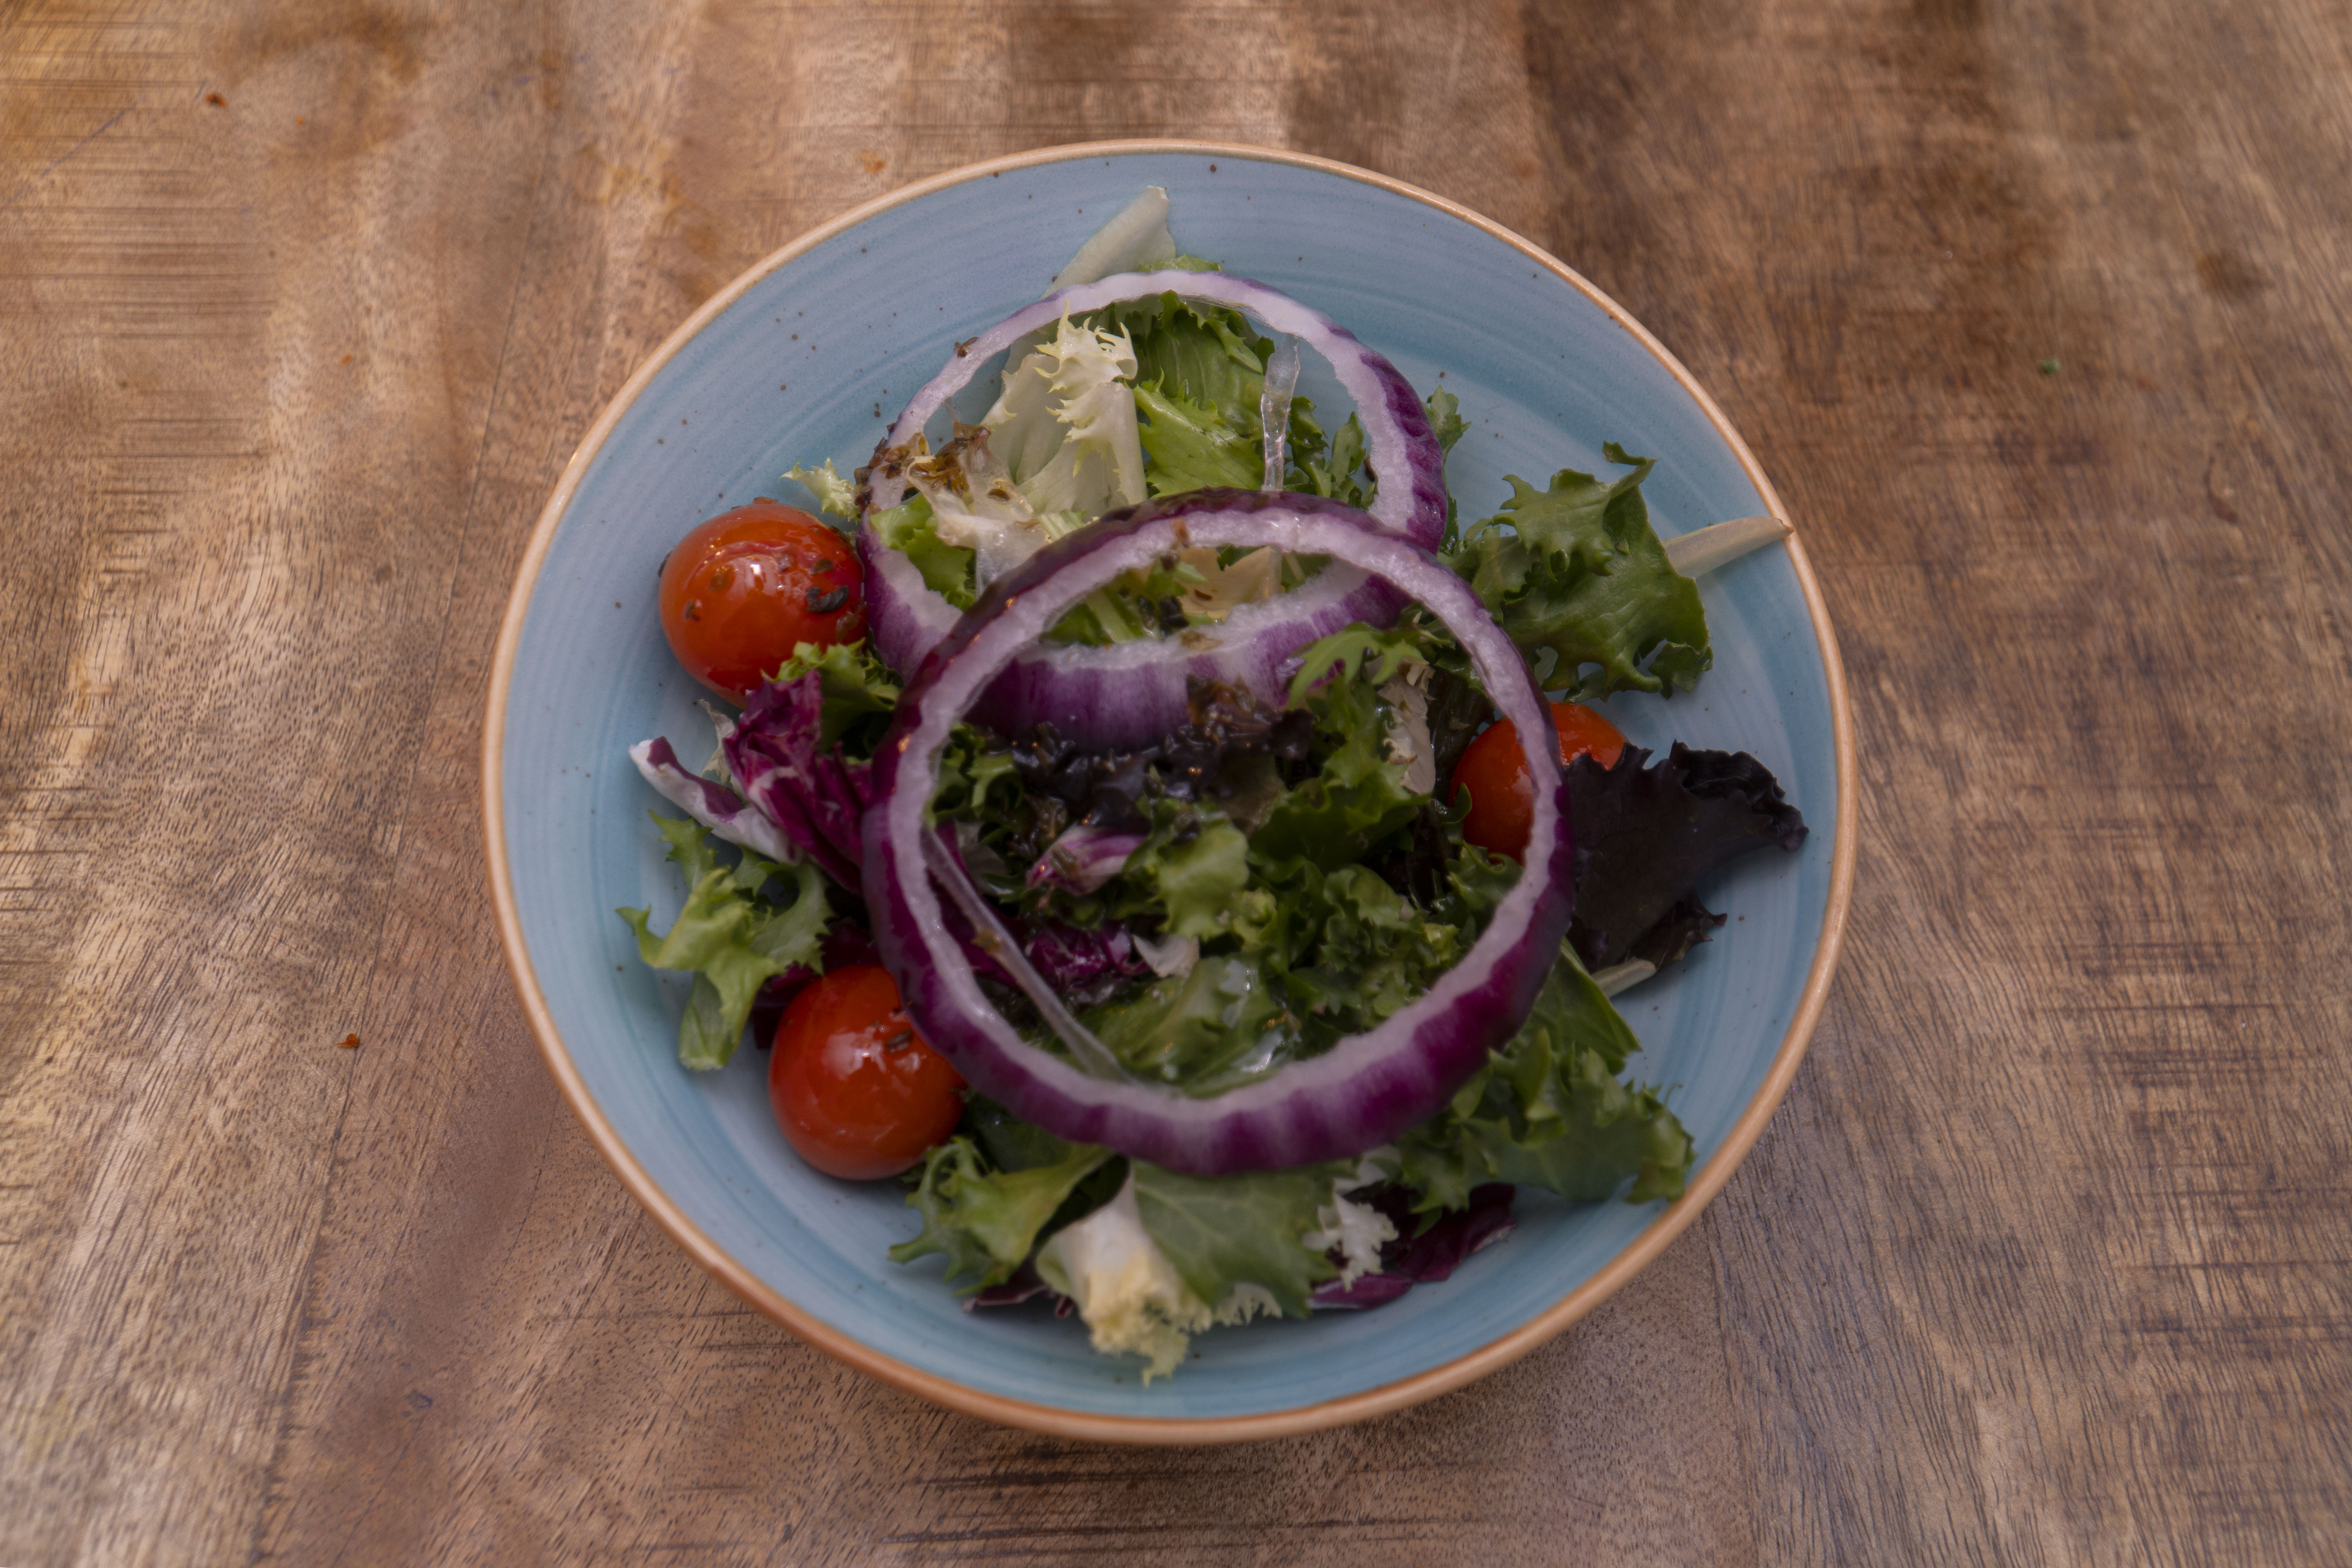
[485, 142, 1854, 1442]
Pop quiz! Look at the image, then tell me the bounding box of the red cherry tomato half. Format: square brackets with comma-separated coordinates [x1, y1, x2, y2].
[768, 965, 964, 1181]
[1449, 702, 1627, 861]
[658, 501, 864, 702]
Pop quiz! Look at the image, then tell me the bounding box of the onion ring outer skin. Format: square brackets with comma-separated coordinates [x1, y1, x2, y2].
[862, 489, 1573, 1176]
[858, 271, 1447, 748]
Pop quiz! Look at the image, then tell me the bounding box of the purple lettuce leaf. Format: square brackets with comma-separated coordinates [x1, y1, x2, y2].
[627, 737, 797, 865]
[930, 825, 1152, 1009]
[1626, 893, 1728, 970]
[1010, 918, 1151, 1007]
[1024, 823, 1145, 896]
[1309, 1183, 1518, 1310]
[1380, 1182, 1519, 1282]
[724, 672, 878, 891]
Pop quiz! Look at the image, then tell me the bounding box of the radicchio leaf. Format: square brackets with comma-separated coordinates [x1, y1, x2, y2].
[724, 671, 878, 891]
[1025, 824, 1145, 895]
[626, 737, 797, 865]
[1012, 919, 1152, 1007]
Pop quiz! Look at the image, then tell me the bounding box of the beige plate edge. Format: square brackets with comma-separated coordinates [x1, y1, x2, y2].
[481, 138, 1859, 1446]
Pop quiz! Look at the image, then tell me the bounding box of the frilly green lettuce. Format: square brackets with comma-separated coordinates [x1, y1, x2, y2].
[889, 1137, 1113, 1290]
[615, 815, 829, 1070]
[782, 457, 858, 522]
[983, 307, 1147, 519]
[1396, 947, 1693, 1212]
[1301, 1152, 1399, 1289]
[1453, 445, 1712, 700]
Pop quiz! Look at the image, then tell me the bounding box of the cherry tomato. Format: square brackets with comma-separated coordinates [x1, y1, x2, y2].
[768, 965, 964, 1180]
[658, 501, 864, 702]
[1449, 702, 1627, 860]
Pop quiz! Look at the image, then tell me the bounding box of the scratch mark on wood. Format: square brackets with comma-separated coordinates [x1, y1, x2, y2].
[0, 103, 132, 211]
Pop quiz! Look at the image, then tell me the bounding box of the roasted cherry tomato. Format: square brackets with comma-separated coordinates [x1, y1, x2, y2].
[1449, 702, 1627, 860]
[768, 965, 964, 1180]
[658, 501, 863, 702]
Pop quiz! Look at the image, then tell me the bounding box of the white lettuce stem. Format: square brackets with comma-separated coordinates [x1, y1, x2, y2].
[1663, 514, 1790, 577]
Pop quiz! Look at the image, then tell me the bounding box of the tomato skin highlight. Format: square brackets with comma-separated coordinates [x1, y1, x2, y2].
[658, 501, 864, 702]
[768, 966, 964, 1180]
[1450, 702, 1627, 860]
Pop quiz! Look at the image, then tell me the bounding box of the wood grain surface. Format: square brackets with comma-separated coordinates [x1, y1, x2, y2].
[4, 1, 2347, 1562]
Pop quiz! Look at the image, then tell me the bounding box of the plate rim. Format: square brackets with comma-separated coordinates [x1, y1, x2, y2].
[481, 137, 1857, 1445]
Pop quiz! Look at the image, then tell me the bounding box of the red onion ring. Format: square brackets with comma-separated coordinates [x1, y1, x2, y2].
[861, 490, 1573, 1175]
[858, 271, 1447, 748]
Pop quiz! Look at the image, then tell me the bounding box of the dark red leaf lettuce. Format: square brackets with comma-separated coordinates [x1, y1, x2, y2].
[1565, 742, 1808, 972]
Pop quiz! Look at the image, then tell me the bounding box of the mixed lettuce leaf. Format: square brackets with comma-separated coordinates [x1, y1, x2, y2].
[1396, 949, 1692, 1210]
[889, 935, 1696, 1374]
[890, 1136, 1115, 1291]
[852, 284, 1391, 630]
[893, 1105, 1365, 1380]
[1132, 381, 1261, 493]
[982, 309, 1148, 523]
[920, 629, 1525, 1092]
[1081, 953, 1283, 1092]
[1311, 1180, 1516, 1309]
[1093, 290, 1345, 497]
[617, 815, 829, 1069]
[1454, 444, 1712, 700]
[868, 492, 977, 610]
[769, 638, 899, 751]
[628, 526, 1781, 1375]
[1130, 1159, 1339, 1318]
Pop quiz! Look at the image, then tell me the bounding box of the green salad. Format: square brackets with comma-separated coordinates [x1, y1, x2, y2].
[622, 188, 1806, 1379]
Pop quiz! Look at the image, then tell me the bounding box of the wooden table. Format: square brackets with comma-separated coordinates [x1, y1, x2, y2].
[6, 2, 2347, 1561]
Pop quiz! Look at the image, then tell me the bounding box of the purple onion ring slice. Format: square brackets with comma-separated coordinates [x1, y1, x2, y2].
[862, 490, 1573, 1175]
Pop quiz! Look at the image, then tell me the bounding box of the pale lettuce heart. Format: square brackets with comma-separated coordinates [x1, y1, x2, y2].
[1035, 1176, 1213, 1383]
[983, 307, 1146, 520]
